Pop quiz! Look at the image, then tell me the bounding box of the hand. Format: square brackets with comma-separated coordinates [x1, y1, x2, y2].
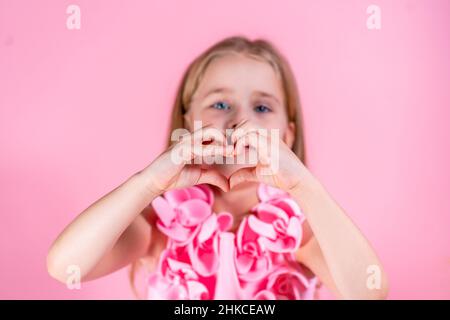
[143, 124, 233, 196]
[228, 121, 313, 193]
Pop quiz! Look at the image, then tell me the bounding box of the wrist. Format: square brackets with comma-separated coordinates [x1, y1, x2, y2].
[287, 172, 322, 199]
[132, 165, 163, 200]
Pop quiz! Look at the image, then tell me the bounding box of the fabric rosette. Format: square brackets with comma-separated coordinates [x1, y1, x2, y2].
[151, 184, 214, 246]
[252, 265, 317, 300]
[147, 246, 210, 300]
[187, 211, 233, 277]
[247, 184, 306, 253]
[234, 215, 272, 282]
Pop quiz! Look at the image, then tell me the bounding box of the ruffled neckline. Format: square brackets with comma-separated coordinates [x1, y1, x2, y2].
[147, 183, 318, 300]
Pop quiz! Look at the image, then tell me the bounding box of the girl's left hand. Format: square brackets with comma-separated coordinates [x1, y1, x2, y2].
[228, 121, 314, 193]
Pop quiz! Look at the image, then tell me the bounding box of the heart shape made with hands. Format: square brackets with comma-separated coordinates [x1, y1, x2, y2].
[187, 122, 276, 192]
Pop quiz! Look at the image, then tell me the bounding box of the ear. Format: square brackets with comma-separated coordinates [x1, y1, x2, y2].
[283, 121, 296, 149]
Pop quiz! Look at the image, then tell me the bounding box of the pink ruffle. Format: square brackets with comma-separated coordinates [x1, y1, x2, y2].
[147, 183, 317, 300]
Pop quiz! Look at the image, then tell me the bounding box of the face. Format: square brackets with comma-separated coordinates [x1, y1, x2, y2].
[184, 53, 295, 177]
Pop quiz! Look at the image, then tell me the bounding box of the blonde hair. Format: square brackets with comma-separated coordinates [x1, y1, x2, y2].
[129, 35, 312, 299]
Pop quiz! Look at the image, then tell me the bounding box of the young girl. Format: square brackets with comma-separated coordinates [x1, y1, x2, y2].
[47, 36, 389, 300]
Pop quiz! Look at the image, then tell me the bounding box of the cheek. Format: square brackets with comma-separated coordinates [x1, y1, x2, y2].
[186, 110, 215, 129]
[253, 115, 288, 135]
[196, 112, 227, 129]
[263, 119, 291, 145]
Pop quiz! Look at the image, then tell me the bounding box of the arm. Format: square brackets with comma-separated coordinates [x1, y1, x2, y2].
[295, 221, 343, 299]
[290, 176, 389, 300]
[47, 124, 230, 284]
[46, 168, 159, 284]
[227, 121, 389, 300]
[80, 205, 155, 282]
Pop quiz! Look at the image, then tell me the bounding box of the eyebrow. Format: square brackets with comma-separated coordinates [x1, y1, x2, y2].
[253, 90, 282, 106]
[199, 87, 233, 100]
[197, 87, 281, 105]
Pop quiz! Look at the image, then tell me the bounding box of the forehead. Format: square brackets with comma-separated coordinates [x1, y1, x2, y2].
[192, 53, 284, 102]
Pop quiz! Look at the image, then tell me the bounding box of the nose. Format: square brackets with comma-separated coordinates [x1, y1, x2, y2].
[228, 116, 247, 130]
[225, 105, 252, 131]
[231, 121, 241, 129]
[225, 117, 245, 146]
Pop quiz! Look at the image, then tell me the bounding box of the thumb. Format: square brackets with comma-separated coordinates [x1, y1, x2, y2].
[229, 167, 258, 190]
[197, 169, 230, 192]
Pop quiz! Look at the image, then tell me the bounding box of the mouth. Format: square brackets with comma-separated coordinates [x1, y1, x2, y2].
[202, 139, 214, 145]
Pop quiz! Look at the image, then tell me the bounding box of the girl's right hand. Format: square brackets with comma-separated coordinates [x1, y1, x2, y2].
[142, 124, 233, 196]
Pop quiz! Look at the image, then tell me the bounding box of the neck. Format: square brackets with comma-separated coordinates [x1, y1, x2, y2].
[210, 181, 260, 232]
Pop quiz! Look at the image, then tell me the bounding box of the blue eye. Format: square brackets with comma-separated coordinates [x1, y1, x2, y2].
[211, 101, 231, 110]
[254, 105, 271, 113]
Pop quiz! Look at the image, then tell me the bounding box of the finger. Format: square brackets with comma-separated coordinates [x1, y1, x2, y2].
[179, 123, 219, 146]
[234, 132, 271, 165]
[235, 119, 249, 128]
[169, 129, 230, 166]
[230, 126, 256, 145]
[229, 167, 258, 190]
[197, 169, 230, 192]
[234, 131, 259, 166]
[178, 123, 211, 144]
[190, 128, 226, 159]
[192, 144, 232, 160]
[224, 120, 246, 146]
[231, 126, 269, 145]
[170, 141, 196, 164]
[231, 119, 249, 134]
[172, 139, 224, 164]
[192, 126, 226, 146]
[234, 131, 258, 153]
[230, 119, 252, 144]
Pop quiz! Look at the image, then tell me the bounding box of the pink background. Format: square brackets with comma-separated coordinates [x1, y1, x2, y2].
[1, 0, 449, 299]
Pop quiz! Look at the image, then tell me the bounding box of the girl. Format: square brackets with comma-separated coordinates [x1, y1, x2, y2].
[47, 36, 389, 300]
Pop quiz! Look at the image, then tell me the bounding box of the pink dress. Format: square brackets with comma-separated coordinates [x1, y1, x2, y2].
[146, 182, 318, 300]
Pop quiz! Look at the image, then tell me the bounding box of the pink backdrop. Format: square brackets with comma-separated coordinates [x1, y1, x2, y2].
[1, 0, 449, 299]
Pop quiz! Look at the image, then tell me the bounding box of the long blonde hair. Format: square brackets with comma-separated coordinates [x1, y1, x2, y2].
[129, 35, 309, 299]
